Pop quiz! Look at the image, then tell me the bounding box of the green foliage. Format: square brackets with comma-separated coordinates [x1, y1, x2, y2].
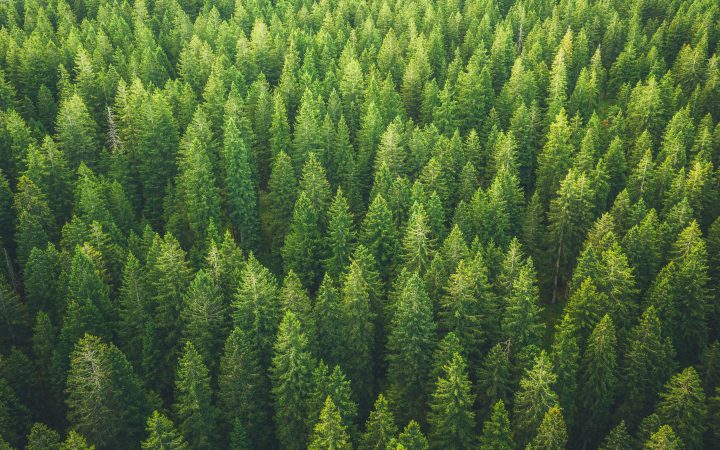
[173, 342, 215, 450]
[141, 411, 188, 450]
[428, 353, 475, 449]
[65, 334, 146, 449]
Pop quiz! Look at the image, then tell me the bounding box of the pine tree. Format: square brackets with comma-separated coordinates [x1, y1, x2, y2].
[142, 411, 188, 450]
[536, 109, 573, 207]
[501, 262, 544, 348]
[655, 367, 707, 449]
[56, 93, 100, 171]
[218, 327, 272, 448]
[314, 275, 344, 368]
[338, 260, 375, 412]
[386, 273, 435, 423]
[478, 401, 514, 450]
[23, 136, 73, 226]
[621, 306, 675, 423]
[282, 191, 324, 290]
[26, 423, 61, 450]
[428, 353, 475, 449]
[476, 343, 512, 414]
[271, 311, 316, 450]
[549, 314, 580, 429]
[173, 342, 215, 450]
[599, 421, 632, 450]
[359, 394, 398, 450]
[145, 234, 192, 397]
[13, 176, 53, 268]
[231, 254, 280, 369]
[547, 170, 596, 301]
[643, 425, 682, 450]
[267, 151, 298, 257]
[117, 253, 149, 366]
[395, 421, 429, 450]
[579, 315, 617, 443]
[513, 352, 558, 446]
[439, 260, 486, 364]
[65, 334, 146, 449]
[221, 116, 259, 252]
[0, 279, 28, 349]
[401, 203, 436, 275]
[181, 269, 229, 375]
[360, 195, 399, 285]
[324, 189, 355, 280]
[308, 397, 352, 450]
[307, 363, 358, 442]
[528, 406, 568, 450]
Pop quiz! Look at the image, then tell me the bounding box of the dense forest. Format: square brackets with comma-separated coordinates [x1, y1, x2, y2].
[0, 0, 719, 447]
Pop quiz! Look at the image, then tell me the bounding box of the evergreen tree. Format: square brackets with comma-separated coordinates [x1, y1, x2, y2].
[181, 269, 229, 375]
[308, 397, 352, 450]
[599, 421, 632, 450]
[56, 94, 100, 171]
[359, 394, 398, 450]
[428, 353, 475, 450]
[218, 327, 272, 448]
[267, 151, 298, 253]
[386, 273, 435, 423]
[231, 254, 280, 369]
[338, 260, 375, 411]
[271, 311, 315, 450]
[528, 406, 568, 450]
[26, 423, 61, 450]
[655, 367, 707, 449]
[221, 116, 259, 251]
[360, 195, 400, 285]
[478, 400, 514, 450]
[13, 176, 53, 268]
[643, 425, 682, 450]
[173, 342, 215, 450]
[324, 189, 355, 280]
[142, 411, 188, 450]
[396, 421, 429, 450]
[513, 352, 558, 446]
[65, 334, 146, 449]
[621, 306, 675, 422]
[579, 315, 618, 443]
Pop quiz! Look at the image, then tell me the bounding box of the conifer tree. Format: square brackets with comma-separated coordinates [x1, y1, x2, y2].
[271, 311, 316, 450]
[173, 342, 215, 450]
[386, 273, 435, 423]
[218, 327, 272, 448]
[643, 425, 682, 450]
[396, 421, 429, 450]
[428, 353, 475, 449]
[359, 394, 398, 450]
[479, 400, 514, 450]
[231, 254, 280, 370]
[360, 195, 400, 285]
[476, 343, 512, 413]
[529, 406, 568, 450]
[13, 176, 53, 268]
[267, 151, 298, 253]
[221, 117, 259, 251]
[599, 421, 632, 450]
[338, 260, 375, 411]
[142, 411, 188, 450]
[56, 93, 100, 171]
[181, 269, 228, 375]
[513, 352, 558, 446]
[308, 397, 352, 450]
[324, 189, 355, 280]
[579, 315, 618, 443]
[65, 334, 146, 449]
[655, 367, 707, 449]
